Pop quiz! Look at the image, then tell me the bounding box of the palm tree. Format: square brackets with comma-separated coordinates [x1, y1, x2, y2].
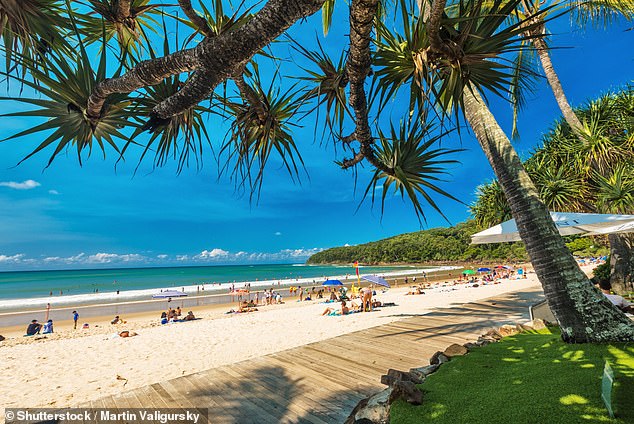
[473, 88, 634, 292]
[372, 0, 633, 341]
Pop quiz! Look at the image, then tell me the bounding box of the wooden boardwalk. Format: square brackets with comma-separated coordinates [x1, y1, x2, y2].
[80, 287, 544, 423]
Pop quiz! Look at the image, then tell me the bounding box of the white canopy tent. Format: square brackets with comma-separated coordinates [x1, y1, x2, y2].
[470, 212, 634, 244]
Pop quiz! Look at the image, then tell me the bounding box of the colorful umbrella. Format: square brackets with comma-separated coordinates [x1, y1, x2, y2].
[323, 280, 343, 286]
[361, 275, 390, 288]
[477, 267, 491, 272]
[462, 270, 476, 275]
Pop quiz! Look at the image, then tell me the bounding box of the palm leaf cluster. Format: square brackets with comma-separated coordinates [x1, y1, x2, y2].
[471, 86, 634, 223]
[291, 38, 350, 141]
[361, 119, 463, 223]
[180, 0, 254, 39]
[218, 68, 305, 195]
[0, 0, 71, 74]
[81, 0, 163, 55]
[373, 0, 546, 120]
[0, 40, 132, 166]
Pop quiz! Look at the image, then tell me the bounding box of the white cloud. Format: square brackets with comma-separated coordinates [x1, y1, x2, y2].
[48, 190, 60, 195]
[157, 254, 168, 259]
[0, 180, 41, 190]
[274, 232, 282, 236]
[176, 255, 189, 261]
[197, 248, 229, 259]
[0, 254, 25, 263]
[87, 253, 145, 263]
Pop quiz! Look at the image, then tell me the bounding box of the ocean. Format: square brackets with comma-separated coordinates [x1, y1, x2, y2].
[0, 263, 452, 312]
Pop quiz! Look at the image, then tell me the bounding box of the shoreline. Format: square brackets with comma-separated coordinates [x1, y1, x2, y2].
[0, 265, 465, 328]
[0, 265, 468, 336]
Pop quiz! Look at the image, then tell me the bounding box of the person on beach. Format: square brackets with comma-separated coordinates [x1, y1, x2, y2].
[26, 320, 42, 336]
[183, 311, 196, 321]
[160, 312, 168, 324]
[111, 315, 124, 325]
[598, 280, 634, 313]
[72, 310, 80, 329]
[176, 306, 182, 317]
[42, 319, 54, 334]
[361, 287, 373, 312]
[322, 300, 350, 316]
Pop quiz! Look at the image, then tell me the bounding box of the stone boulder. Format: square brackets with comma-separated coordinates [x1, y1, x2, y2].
[443, 343, 468, 358]
[430, 351, 450, 365]
[344, 388, 392, 424]
[380, 369, 424, 387]
[389, 380, 423, 405]
[462, 342, 479, 352]
[498, 324, 521, 337]
[482, 329, 503, 340]
[410, 364, 440, 378]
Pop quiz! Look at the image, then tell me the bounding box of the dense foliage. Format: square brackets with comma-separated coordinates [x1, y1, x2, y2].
[307, 220, 529, 264]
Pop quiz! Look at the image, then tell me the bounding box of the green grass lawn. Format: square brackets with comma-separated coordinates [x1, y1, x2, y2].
[390, 328, 634, 423]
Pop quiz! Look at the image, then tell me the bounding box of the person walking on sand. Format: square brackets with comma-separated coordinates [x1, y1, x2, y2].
[72, 310, 79, 330]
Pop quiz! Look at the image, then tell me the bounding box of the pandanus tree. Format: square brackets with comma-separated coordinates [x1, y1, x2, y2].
[0, 0, 632, 341]
[472, 88, 634, 293]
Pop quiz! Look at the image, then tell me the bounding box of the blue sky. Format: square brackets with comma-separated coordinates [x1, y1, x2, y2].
[0, 5, 632, 271]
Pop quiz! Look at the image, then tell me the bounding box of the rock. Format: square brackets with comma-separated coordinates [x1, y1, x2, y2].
[475, 337, 494, 346]
[0, 335, 5, 342]
[498, 325, 520, 337]
[463, 342, 479, 351]
[345, 388, 392, 424]
[389, 381, 423, 405]
[530, 319, 547, 330]
[411, 364, 440, 377]
[483, 329, 503, 340]
[443, 343, 468, 358]
[430, 351, 450, 365]
[381, 369, 423, 386]
[517, 323, 534, 332]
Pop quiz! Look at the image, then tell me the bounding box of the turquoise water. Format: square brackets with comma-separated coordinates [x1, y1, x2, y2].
[0, 263, 421, 301]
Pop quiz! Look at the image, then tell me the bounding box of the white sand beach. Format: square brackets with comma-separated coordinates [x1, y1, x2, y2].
[0, 269, 570, 412]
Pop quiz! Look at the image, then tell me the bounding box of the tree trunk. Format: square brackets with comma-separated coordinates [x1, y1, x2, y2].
[531, 27, 584, 135]
[609, 233, 634, 294]
[462, 86, 634, 343]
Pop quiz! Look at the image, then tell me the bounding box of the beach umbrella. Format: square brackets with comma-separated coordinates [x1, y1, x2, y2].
[323, 280, 343, 286]
[152, 290, 188, 299]
[462, 270, 476, 275]
[471, 212, 634, 244]
[361, 275, 390, 288]
[477, 267, 491, 272]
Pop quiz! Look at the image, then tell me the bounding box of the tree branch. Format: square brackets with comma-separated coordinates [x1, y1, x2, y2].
[177, 0, 214, 37]
[346, 0, 392, 174]
[341, 150, 365, 169]
[86, 0, 326, 121]
[86, 47, 201, 120]
[116, 0, 132, 21]
[428, 0, 452, 57]
[154, 0, 326, 119]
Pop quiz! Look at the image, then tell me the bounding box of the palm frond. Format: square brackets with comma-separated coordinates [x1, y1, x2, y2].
[572, 0, 634, 29]
[0, 0, 72, 76]
[361, 119, 463, 224]
[218, 66, 306, 196]
[80, 0, 165, 56]
[290, 36, 351, 142]
[0, 41, 133, 166]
